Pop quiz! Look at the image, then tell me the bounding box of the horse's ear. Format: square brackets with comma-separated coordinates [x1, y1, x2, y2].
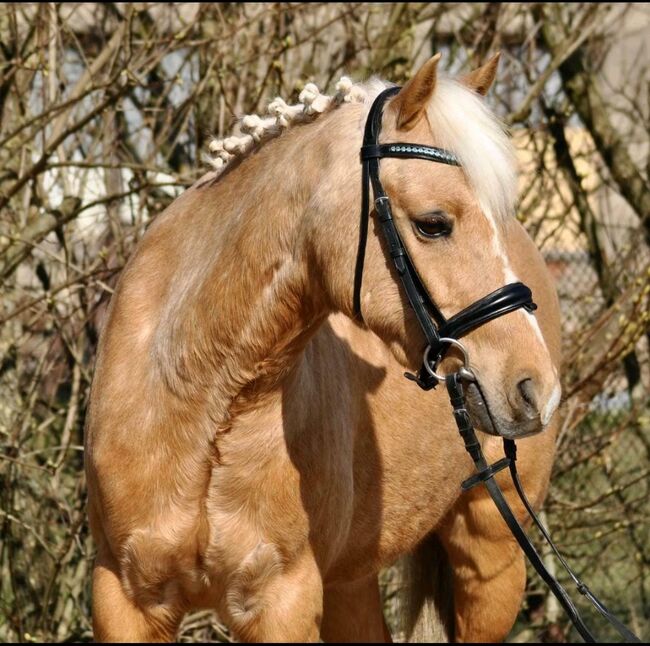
[461, 52, 500, 96]
[395, 53, 442, 131]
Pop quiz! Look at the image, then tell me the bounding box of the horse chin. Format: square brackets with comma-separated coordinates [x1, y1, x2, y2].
[493, 421, 545, 440]
[464, 383, 545, 439]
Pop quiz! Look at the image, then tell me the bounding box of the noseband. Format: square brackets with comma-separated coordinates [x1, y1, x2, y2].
[355, 86, 639, 643]
[354, 86, 536, 389]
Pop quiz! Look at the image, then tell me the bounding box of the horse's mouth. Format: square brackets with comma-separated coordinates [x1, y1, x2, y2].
[464, 382, 544, 439]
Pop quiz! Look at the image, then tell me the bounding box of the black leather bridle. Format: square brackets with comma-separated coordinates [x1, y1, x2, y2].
[354, 86, 537, 389]
[355, 86, 640, 643]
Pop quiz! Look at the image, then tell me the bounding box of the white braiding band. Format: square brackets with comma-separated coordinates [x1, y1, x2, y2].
[241, 114, 277, 142]
[268, 97, 304, 128]
[299, 83, 331, 115]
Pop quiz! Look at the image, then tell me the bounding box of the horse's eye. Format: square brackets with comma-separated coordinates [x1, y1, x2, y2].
[413, 213, 452, 240]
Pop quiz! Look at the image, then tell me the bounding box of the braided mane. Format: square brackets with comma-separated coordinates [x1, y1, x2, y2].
[206, 77, 377, 175]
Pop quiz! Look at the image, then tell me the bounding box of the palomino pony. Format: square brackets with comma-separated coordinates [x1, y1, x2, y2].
[85, 53, 561, 642]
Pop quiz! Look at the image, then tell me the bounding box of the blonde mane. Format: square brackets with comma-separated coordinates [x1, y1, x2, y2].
[206, 77, 374, 172]
[208, 74, 517, 223]
[426, 77, 517, 223]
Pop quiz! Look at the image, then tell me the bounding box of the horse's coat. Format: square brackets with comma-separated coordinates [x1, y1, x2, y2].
[86, 55, 561, 642]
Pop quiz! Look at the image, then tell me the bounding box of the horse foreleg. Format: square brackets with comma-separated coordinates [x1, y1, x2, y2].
[92, 549, 185, 643]
[320, 575, 392, 643]
[436, 486, 527, 643]
[223, 545, 323, 643]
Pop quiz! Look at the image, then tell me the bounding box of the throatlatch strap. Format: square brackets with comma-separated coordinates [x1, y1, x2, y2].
[353, 160, 371, 318]
[353, 86, 401, 322]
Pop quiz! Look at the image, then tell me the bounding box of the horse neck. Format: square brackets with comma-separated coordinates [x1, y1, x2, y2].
[159, 105, 363, 409]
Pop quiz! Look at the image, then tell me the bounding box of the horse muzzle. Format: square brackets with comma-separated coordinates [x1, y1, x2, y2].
[463, 380, 553, 439]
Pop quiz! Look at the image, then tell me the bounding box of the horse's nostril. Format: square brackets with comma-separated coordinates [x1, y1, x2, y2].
[517, 378, 538, 413]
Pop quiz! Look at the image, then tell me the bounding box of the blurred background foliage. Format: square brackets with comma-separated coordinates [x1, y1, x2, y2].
[0, 3, 648, 642]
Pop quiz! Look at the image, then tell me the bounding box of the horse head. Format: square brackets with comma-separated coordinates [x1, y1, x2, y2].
[310, 54, 561, 438]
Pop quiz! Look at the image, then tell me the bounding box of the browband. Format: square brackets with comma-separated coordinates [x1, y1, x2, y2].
[361, 143, 460, 165]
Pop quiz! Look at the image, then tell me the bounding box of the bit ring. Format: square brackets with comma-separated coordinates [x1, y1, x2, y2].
[422, 338, 475, 383]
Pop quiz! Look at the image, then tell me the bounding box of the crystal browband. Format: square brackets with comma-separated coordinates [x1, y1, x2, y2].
[360, 143, 460, 166]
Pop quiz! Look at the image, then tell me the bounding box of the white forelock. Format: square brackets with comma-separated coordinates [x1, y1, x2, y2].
[426, 76, 518, 223]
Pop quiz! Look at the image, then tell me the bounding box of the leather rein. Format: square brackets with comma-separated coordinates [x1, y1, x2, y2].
[354, 86, 640, 643]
